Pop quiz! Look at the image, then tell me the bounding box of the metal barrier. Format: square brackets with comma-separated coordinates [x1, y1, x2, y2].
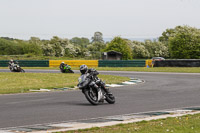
[49, 60, 98, 67]
[98, 60, 146, 67]
[154, 59, 200, 67]
[0, 60, 9, 67]
[0, 60, 148, 67]
[0, 60, 49, 67]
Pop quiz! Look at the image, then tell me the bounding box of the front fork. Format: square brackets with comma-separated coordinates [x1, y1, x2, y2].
[96, 79, 111, 95]
[88, 81, 104, 102]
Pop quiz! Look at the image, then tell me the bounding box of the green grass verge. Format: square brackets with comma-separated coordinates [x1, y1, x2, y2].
[0, 67, 199, 73]
[57, 113, 200, 133]
[96, 67, 200, 73]
[0, 72, 129, 94]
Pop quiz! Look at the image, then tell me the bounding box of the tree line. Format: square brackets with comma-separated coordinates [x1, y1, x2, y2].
[0, 26, 199, 59]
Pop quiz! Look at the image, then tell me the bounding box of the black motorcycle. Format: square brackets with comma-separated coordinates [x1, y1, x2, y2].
[78, 71, 115, 105]
[9, 62, 25, 73]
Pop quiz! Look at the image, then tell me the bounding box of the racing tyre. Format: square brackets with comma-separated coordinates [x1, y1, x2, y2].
[69, 69, 74, 73]
[84, 88, 99, 105]
[105, 94, 115, 104]
[21, 69, 25, 73]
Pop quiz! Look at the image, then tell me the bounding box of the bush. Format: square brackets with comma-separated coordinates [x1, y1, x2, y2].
[104, 37, 132, 60]
[159, 25, 200, 59]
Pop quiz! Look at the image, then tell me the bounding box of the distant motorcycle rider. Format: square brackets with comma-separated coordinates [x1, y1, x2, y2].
[9, 59, 14, 65]
[59, 62, 66, 72]
[8, 59, 15, 71]
[79, 64, 112, 95]
[8, 59, 25, 72]
[60, 62, 74, 73]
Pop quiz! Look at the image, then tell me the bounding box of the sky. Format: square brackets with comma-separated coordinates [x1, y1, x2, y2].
[0, 0, 200, 40]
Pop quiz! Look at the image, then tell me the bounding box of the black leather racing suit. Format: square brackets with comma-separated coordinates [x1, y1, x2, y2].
[87, 69, 111, 95]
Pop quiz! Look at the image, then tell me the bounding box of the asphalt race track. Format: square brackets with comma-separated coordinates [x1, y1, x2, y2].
[0, 69, 200, 128]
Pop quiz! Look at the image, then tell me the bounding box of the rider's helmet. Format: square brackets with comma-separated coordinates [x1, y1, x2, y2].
[61, 62, 65, 66]
[10, 59, 14, 64]
[80, 64, 88, 74]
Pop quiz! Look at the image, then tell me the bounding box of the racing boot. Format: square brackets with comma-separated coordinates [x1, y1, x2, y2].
[104, 87, 112, 95]
[104, 87, 114, 98]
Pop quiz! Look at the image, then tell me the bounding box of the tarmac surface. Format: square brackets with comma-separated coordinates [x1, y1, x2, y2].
[0, 69, 200, 129]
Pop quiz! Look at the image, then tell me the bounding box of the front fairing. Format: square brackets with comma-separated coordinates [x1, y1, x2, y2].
[78, 73, 90, 89]
[63, 65, 71, 72]
[66, 65, 71, 69]
[78, 74, 86, 83]
[64, 65, 71, 69]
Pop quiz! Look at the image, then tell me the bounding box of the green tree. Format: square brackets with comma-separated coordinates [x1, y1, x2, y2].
[88, 42, 106, 59]
[65, 44, 81, 58]
[70, 37, 90, 58]
[25, 37, 43, 55]
[144, 40, 169, 58]
[0, 37, 15, 41]
[132, 41, 150, 58]
[42, 43, 54, 56]
[70, 37, 89, 48]
[168, 26, 200, 59]
[159, 25, 200, 59]
[17, 40, 42, 55]
[91, 32, 104, 43]
[89, 32, 106, 59]
[0, 38, 23, 55]
[48, 36, 70, 57]
[159, 29, 175, 43]
[29, 37, 41, 45]
[104, 37, 132, 60]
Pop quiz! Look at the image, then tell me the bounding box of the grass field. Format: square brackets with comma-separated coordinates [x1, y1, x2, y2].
[0, 73, 129, 94]
[58, 113, 200, 133]
[96, 67, 200, 73]
[1, 67, 200, 73]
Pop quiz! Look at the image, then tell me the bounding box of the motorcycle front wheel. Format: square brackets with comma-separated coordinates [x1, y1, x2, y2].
[84, 88, 99, 105]
[105, 94, 115, 104]
[69, 69, 74, 73]
[20, 69, 25, 73]
[9, 68, 13, 72]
